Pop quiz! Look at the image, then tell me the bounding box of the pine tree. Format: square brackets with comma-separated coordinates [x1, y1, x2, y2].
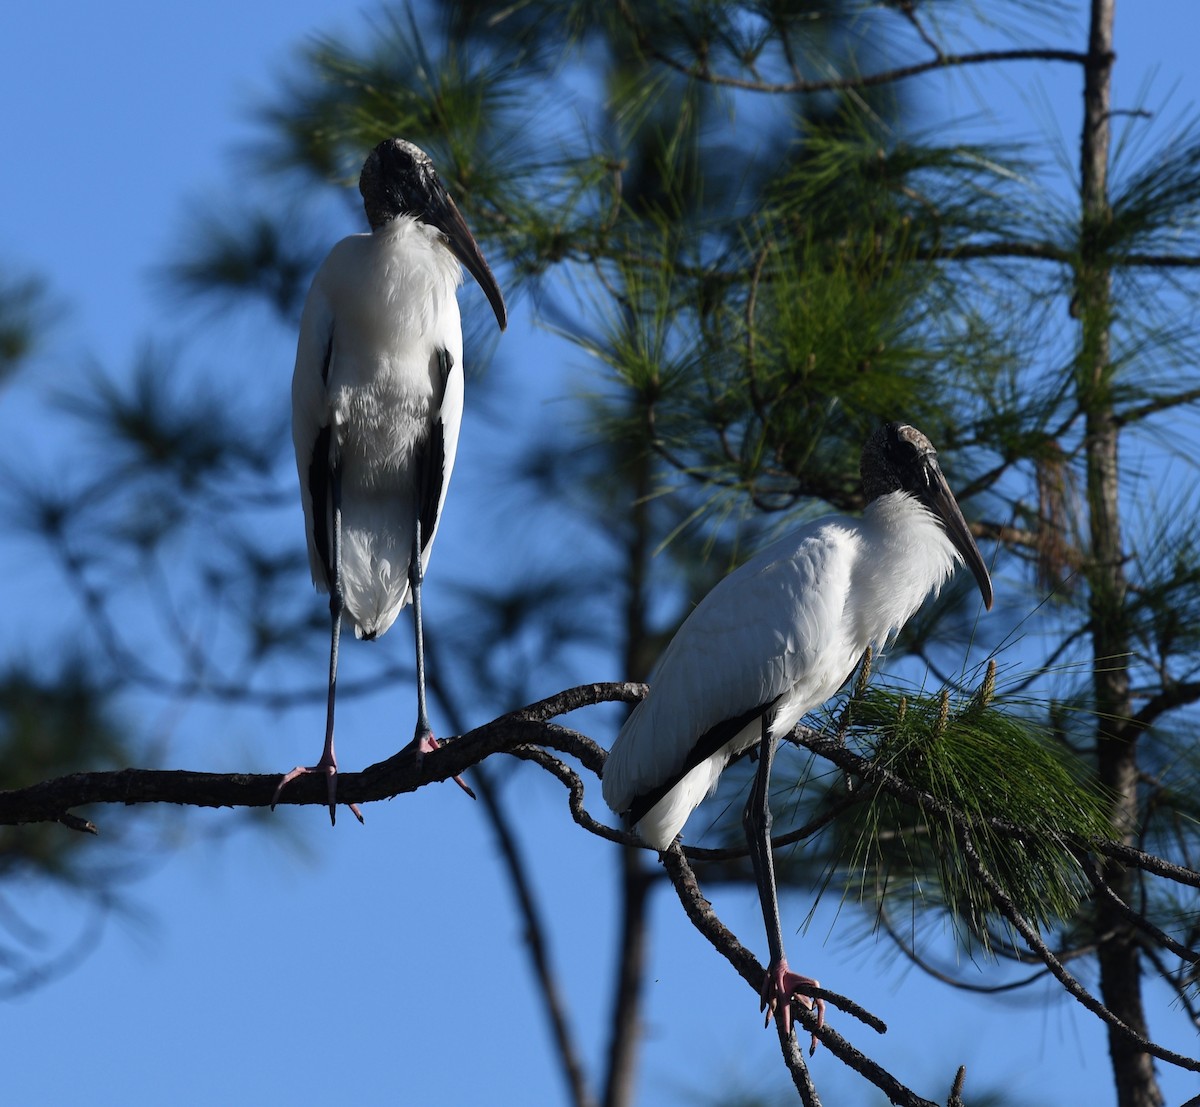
[3, 3, 1199, 1104]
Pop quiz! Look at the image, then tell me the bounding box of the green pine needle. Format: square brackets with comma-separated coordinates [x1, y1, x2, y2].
[839, 679, 1112, 951]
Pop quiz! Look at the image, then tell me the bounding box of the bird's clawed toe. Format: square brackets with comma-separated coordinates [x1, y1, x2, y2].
[760, 960, 825, 1054]
[411, 731, 476, 800]
[271, 761, 363, 825]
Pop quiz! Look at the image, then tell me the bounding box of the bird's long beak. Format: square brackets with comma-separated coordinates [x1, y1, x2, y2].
[920, 459, 994, 611]
[427, 190, 507, 331]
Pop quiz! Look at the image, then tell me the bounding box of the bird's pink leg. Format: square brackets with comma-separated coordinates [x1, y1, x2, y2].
[760, 958, 825, 1054]
[408, 514, 474, 800]
[272, 464, 363, 826]
[271, 635, 364, 825]
[744, 712, 826, 1054]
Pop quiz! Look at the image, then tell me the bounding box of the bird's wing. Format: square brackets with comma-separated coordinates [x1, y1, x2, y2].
[603, 521, 859, 816]
[291, 282, 336, 590]
[415, 347, 451, 553]
[624, 696, 781, 827]
[413, 343, 464, 566]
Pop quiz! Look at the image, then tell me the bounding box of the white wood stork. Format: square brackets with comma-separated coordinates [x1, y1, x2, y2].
[275, 138, 506, 823]
[602, 422, 993, 1042]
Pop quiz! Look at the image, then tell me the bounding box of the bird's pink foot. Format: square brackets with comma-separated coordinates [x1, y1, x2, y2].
[760, 958, 825, 1054]
[413, 732, 476, 799]
[271, 760, 364, 826]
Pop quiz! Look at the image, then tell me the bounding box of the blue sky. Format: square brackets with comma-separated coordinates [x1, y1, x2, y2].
[2, 3, 1199, 1105]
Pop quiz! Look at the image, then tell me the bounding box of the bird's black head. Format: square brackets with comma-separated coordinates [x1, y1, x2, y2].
[861, 422, 938, 501]
[861, 422, 994, 610]
[359, 138, 442, 230]
[357, 137, 508, 331]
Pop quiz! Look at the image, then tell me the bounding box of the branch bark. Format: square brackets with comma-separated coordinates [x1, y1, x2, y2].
[0, 683, 643, 829]
[659, 845, 951, 1107]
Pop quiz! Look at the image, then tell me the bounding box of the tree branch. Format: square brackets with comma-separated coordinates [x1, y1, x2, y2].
[658, 845, 953, 1107]
[784, 724, 1200, 891]
[958, 826, 1200, 1074]
[1114, 387, 1200, 429]
[1080, 854, 1200, 966]
[612, 0, 1088, 95]
[0, 683, 643, 829]
[4, 679, 1196, 1100]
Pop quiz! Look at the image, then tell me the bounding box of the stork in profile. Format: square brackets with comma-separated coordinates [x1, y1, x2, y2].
[276, 138, 507, 823]
[603, 422, 993, 1042]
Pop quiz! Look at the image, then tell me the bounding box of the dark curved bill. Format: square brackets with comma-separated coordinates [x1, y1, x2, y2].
[425, 189, 507, 331]
[920, 459, 994, 611]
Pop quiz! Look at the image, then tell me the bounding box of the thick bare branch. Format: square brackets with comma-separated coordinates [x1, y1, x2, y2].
[0, 683, 643, 829]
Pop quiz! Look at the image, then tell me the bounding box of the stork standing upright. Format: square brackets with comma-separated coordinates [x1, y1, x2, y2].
[276, 138, 507, 824]
[602, 422, 993, 1042]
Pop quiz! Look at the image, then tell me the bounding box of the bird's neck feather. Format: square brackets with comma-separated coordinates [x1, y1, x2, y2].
[856, 491, 959, 641]
[368, 216, 464, 290]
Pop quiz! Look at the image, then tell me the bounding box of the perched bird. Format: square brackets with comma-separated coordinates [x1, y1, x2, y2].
[276, 138, 507, 823]
[603, 422, 993, 1041]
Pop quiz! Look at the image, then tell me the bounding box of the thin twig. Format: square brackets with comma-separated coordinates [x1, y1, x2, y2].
[1079, 853, 1199, 965]
[957, 827, 1200, 1074]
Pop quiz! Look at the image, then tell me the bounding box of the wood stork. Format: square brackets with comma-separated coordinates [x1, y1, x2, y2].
[274, 138, 507, 824]
[602, 422, 992, 1042]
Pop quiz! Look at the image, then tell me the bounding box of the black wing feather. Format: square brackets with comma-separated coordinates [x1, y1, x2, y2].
[414, 347, 453, 555]
[307, 327, 336, 588]
[625, 696, 782, 826]
[308, 427, 334, 589]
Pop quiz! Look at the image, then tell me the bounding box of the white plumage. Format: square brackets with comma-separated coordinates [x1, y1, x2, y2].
[291, 217, 466, 639]
[605, 493, 964, 848]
